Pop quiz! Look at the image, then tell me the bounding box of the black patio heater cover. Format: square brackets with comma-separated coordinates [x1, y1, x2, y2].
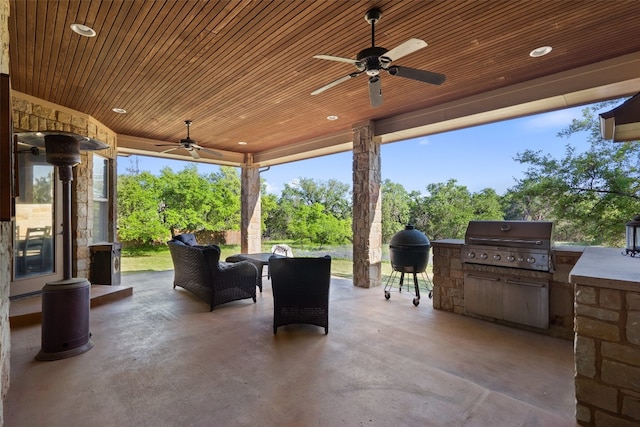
[16, 131, 108, 361]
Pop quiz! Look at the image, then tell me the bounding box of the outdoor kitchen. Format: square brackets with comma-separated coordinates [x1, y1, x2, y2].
[431, 220, 640, 425]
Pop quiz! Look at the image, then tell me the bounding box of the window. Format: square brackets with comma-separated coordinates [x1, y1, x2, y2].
[92, 155, 109, 243]
[14, 150, 55, 279]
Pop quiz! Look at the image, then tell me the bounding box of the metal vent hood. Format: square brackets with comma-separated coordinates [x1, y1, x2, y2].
[600, 92, 640, 142]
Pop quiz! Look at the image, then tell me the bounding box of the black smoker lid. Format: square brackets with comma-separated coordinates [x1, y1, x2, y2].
[390, 225, 431, 247]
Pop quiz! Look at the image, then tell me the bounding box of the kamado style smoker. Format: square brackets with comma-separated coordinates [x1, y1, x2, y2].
[384, 225, 433, 306]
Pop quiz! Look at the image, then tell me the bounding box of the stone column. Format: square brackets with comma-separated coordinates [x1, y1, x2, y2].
[241, 155, 261, 254]
[571, 247, 640, 426]
[1, 0, 10, 422]
[352, 121, 382, 288]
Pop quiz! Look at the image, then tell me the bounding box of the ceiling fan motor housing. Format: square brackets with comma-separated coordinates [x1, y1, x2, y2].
[357, 46, 388, 75]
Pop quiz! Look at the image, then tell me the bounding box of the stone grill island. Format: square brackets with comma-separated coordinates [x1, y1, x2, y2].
[431, 239, 640, 426]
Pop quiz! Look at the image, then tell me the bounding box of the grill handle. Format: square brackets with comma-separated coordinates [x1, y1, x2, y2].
[468, 237, 543, 245]
[466, 274, 500, 282]
[505, 279, 547, 288]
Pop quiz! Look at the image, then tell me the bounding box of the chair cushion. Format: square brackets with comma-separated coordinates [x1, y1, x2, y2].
[173, 233, 198, 246]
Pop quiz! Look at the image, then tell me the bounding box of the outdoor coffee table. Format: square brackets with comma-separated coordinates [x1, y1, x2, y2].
[225, 253, 284, 292]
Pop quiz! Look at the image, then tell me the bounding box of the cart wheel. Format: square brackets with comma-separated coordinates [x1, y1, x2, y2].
[384, 291, 390, 300]
[428, 290, 433, 299]
[413, 297, 420, 306]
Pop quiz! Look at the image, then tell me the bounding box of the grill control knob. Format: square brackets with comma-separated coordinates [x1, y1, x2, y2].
[506, 256, 515, 262]
[493, 255, 501, 261]
[527, 257, 536, 264]
[480, 253, 488, 260]
[467, 252, 475, 259]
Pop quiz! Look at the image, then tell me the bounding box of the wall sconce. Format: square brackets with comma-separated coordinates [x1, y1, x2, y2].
[625, 215, 640, 257]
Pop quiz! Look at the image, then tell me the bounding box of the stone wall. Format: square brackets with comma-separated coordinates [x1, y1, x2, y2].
[431, 240, 464, 314]
[574, 284, 640, 426]
[431, 240, 582, 340]
[0, 222, 10, 427]
[11, 92, 117, 278]
[1, 0, 10, 424]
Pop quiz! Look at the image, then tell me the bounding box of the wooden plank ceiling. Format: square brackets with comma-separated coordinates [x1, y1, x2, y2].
[8, 0, 640, 166]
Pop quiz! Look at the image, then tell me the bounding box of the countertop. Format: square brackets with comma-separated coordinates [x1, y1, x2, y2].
[569, 246, 640, 291]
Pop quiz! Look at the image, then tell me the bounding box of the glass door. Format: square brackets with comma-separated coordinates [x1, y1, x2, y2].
[11, 147, 62, 297]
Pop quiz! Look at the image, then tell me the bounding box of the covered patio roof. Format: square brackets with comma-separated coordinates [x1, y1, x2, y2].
[9, 1, 640, 167]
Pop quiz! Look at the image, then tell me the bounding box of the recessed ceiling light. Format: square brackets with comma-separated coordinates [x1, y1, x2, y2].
[327, 115, 339, 121]
[529, 46, 552, 58]
[112, 108, 127, 114]
[70, 23, 96, 37]
[238, 141, 248, 145]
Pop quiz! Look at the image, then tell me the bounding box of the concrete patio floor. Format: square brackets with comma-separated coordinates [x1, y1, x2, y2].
[5, 271, 577, 426]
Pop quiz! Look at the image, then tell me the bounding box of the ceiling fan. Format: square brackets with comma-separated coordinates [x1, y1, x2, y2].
[311, 8, 446, 108]
[155, 120, 222, 159]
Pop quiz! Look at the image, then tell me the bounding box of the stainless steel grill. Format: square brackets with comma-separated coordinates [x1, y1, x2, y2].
[463, 220, 553, 271]
[462, 220, 554, 329]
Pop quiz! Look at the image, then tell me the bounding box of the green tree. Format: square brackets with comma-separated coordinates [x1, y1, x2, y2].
[261, 191, 278, 237]
[471, 188, 504, 220]
[381, 179, 413, 242]
[512, 100, 640, 246]
[33, 172, 53, 203]
[287, 203, 351, 244]
[265, 177, 352, 243]
[158, 165, 215, 234]
[117, 165, 243, 243]
[280, 178, 351, 219]
[411, 180, 503, 240]
[117, 172, 168, 243]
[205, 166, 241, 230]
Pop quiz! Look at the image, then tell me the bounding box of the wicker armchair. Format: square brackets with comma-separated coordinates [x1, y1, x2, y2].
[268, 255, 331, 334]
[167, 234, 258, 311]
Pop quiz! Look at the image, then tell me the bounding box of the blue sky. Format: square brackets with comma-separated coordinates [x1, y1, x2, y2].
[117, 106, 591, 196]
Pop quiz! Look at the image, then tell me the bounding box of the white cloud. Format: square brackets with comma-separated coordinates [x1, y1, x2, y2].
[264, 181, 280, 195]
[415, 136, 430, 145]
[521, 108, 583, 131]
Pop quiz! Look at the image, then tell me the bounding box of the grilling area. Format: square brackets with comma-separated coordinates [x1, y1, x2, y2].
[432, 221, 640, 426]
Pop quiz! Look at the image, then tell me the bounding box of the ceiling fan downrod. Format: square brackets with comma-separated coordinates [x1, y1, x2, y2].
[365, 8, 382, 47]
[184, 120, 192, 139]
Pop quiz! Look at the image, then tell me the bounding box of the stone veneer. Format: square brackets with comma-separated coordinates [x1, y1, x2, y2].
[241, 160, 261, 254]
[11, 92, 118, 279]
[431, 239, 583, 340]
[352, 122, 382, 289]
[571, 247, 640, 426]
[1, 0, 11, 423]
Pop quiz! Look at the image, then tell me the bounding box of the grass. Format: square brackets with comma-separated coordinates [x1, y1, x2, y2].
[121, 242, 433, 282]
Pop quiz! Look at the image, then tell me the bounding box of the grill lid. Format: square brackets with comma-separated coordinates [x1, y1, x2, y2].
[464, 220, 553, 249]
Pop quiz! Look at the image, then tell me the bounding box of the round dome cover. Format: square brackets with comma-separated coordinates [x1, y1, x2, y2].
[390, 225, 430, 247]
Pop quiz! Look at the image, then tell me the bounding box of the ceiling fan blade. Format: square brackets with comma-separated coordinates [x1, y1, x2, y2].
[368, 76, 382, 108]
[156, 143, 178, 147]
[313, 54, 359, 65]
[191, 143, 223, 158]
[381, 38, 427, 63]
[187, 148, 201, 159]
[161, 147, 178, 154]
[311, 73, 360, 95]
[388, 66, 446, 85]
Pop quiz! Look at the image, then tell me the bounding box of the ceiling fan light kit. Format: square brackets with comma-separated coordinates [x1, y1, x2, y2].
[312, 8, 446, 107]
